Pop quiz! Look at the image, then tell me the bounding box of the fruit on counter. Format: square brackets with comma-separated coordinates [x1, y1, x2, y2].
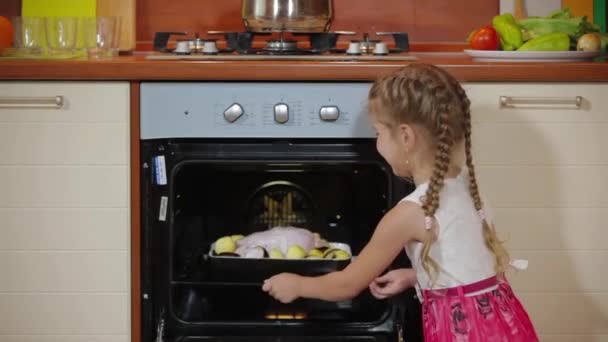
[0, 16, 14, 50]
[492, 13, 523, 51]
[467, 26, 499, 50]
[323, 248, 351, 260]
[214, 236, 237, 254]
[517, 32, 570, 51]
[269, 248, 285, 259]
[577, 33, 601, 52]
[286, 245, 307, 259]
[230, 234, 245, 242]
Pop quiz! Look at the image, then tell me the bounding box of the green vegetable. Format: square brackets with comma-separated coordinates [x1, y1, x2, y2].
[599, 33, 608, 51]
[492, 13, 524, 51]
[546, 7, 574, 19]
[517, 32, 571, 51]
[518, 7, 600, 47]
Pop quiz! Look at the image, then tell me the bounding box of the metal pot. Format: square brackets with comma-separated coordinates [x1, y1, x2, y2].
[241, 0, 333, 33]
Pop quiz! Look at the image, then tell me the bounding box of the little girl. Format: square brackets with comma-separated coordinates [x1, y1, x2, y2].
[262, 63, 538, 341]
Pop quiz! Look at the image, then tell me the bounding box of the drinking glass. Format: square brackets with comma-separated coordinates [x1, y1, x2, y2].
[45, 16, 78, 55]
[82, 16, 120, 59]
[11, 16, 46, 55]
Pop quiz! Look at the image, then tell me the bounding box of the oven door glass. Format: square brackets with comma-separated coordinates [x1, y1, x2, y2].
[171, 161, 390, 322]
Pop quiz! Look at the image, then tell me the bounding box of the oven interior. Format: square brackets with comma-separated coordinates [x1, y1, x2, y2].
[170, 161, 391, 323]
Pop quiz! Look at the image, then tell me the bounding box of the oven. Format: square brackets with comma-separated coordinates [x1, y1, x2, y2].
[140, 82, 422, 341]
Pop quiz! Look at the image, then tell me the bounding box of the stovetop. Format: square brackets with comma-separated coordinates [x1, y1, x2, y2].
[145, 30, 415, 61]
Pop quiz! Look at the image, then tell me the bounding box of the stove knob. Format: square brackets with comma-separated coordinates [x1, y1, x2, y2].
[274, 103, 289, 124]
[319, 106, 340, 121]
[223, 103, 244, 123]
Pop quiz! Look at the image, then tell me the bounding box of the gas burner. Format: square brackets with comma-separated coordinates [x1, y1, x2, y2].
[153, 31, 187, 52]
[208, 31, 268, 52]
[266, 39, 298, 52]
[376, 32, 410, 52]
[152, 30, 410, 56]
[294, 31, 356, 53]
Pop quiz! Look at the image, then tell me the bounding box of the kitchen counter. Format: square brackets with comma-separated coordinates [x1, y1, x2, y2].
[1, 53, 607, 81]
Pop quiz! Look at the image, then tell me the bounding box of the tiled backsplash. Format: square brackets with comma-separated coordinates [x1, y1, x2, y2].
[3, 0, 496, 43]
[135, 0, 497, 43]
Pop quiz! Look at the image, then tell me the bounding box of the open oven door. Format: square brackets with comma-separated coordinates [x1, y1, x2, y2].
[141, 140, 421, 341]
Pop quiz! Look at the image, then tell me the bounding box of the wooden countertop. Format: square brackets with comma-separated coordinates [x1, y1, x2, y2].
[1, 53, 607, 81]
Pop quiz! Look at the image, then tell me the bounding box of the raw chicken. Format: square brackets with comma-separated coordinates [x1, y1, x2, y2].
[240, 246, 266, 259]
[235, 226, 327, 258]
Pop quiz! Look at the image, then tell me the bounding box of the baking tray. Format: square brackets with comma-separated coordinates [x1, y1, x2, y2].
[203, 242, 352, 283]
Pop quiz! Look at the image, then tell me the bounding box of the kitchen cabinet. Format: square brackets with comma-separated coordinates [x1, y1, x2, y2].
[463, 82, 608, 341]
[0, 82, 130, 342]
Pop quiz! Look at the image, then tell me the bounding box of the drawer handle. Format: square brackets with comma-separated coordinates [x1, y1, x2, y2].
[499, 96, 582, 109]
[0, 96, 64, 109]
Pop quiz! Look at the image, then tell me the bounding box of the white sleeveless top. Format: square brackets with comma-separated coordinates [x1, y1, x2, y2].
[401, 169, 496, 297]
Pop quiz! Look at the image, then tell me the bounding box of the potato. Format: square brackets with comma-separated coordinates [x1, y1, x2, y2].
[577, 33, 601, 52]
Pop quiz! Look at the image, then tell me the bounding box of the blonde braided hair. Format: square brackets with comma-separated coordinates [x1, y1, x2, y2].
[450, 76, 511, 277]
[368, 64, 510, 282]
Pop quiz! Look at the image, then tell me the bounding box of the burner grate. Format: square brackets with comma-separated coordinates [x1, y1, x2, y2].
[152, 31, 410, 55]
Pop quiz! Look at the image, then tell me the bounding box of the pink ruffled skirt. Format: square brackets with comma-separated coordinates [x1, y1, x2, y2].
[422, 277, 538, 342]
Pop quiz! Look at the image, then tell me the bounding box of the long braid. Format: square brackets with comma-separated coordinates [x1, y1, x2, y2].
[420, 102, 453, 283]
[409, 65, 460, 284]
[455, 84, 511, 275]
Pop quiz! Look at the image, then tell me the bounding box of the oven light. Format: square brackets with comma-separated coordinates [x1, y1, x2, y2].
[264, 313, 308, 320]
[267, 164, 304, 166]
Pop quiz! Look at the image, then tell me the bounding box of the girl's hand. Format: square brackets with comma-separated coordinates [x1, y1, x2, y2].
[262, 273, 303, 304]
[369, 268, 416, 299]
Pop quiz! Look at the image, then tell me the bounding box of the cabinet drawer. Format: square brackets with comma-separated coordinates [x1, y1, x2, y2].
[0, 123, 128, 165]
[464, 83, 608, 165]
[463, 83, 608, 123]
[472, 121, 608, 165]
[0, 82, 129, 123]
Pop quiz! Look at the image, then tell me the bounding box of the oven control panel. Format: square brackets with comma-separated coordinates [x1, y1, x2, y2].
[140, 82, 375, 139]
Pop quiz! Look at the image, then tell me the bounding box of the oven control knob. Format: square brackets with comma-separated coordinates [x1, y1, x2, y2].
[223, 103, 244, 123]
[274, 103, 289, 124]
[319, 106, 340, 121]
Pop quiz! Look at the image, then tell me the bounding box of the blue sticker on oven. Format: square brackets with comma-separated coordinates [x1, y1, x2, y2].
[154, 156, 167, 185]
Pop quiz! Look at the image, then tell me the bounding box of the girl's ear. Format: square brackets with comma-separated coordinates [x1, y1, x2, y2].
[398, 123, 416, 151]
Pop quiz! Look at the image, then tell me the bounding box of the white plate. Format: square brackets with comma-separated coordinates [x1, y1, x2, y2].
[463, 49, 603, 62]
